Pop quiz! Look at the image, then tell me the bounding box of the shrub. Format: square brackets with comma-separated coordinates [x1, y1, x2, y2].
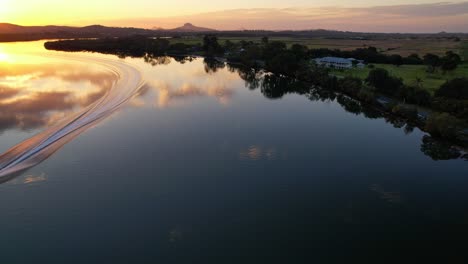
[392, 104, 418, 119]
[425, 113, 466, 140]
[435, 78, 468, 100]
[366, 68, 403, 95]
[338, 76, 362, 96]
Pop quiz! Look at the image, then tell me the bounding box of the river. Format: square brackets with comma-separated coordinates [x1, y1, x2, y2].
[0, 41, 467, 263]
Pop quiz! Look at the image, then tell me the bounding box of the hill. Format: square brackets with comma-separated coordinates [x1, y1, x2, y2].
[168, 23, 216, 32]
[1, 22, 467, 43]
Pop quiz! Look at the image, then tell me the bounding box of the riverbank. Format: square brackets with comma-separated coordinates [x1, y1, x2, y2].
[43, 37, 468, 148]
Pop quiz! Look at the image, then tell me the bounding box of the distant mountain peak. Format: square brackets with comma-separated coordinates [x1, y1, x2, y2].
[169, 23, 216, 32]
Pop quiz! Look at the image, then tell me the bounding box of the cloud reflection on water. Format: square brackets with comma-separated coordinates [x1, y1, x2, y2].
[132, 57, 240, 108]
[0, 61, 117, 133]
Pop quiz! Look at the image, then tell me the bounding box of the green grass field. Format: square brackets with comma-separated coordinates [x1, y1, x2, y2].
[460, 41, 468, 61]
[330, 63, 468, 93]
[170, 36, 466, 57]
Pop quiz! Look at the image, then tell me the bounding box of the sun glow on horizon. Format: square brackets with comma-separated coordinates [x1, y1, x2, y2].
[0, 47, 13, 62]
[1, 0, 468, 32]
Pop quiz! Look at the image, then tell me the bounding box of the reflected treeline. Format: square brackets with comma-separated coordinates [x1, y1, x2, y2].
[203, 58, 225, 74]
[137, 55, 466, 161]
[143, 54, 196, 66]
[216, 59, 467, 161]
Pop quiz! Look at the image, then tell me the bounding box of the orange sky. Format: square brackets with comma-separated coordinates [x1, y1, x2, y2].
[2, 0, 468, 32]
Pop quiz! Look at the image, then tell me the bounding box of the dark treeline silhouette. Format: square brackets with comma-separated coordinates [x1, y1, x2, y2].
[45, 36, 196, 57]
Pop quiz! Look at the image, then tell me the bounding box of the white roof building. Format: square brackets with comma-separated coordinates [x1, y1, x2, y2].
[314, 57, 365, 69]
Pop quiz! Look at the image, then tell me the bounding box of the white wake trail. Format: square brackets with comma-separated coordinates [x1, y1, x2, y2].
[0, 54, 145, 180]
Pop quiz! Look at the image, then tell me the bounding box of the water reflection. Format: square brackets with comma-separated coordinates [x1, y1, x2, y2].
[22, 173, 47, 184]
[0, 60, 116, 133]
[370, 184, 403, 204]
[0, 42, 465, 185]
[137, 57, 240, 108]
[239, 145, 282, 161]
[141, 56, 467, 161]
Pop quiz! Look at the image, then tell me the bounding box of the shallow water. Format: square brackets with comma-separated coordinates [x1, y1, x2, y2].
[0, 41, 467, 263]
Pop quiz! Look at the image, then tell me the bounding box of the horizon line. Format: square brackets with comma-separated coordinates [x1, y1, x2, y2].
[1, 22, 467, 35]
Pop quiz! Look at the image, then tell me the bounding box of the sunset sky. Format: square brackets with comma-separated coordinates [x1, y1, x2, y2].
[2, 0, 468, 32]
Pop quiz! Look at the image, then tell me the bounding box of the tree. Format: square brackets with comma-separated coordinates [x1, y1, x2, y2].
[263, 41, 287, 60]
[261, 36, 269, 45]
[168, 43, 189, 54]
[290, 44, 308, 60]
[420, 135, 462, 160]
[413, 77, 424, 89]
[265, 52, 300, 76]
[202, 35, 223, 56]
[366, 68, 403, 95]
[338, 76, 362, 96]
[423, 53, 441, 73]
[224, 40, 236, 52]
[389, 54, 403, 67]
[404, 53, 423, 65]
[148, 38, 170, 54]
[239, 44, 263, 67]
[441, 51, 462, 72]
[357, 85, 376, 103]
[392, 104, 418, 119]
[425, 113, 466, 140]
[412, 88, 432, 106]
[435, 78, 468, 100]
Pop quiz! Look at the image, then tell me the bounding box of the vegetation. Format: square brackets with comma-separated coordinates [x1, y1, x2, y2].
[365, 68, 403, 95]
[44, 36, 198, 57]
[423, 52, 462, 73]
[330, 63, 468, 93]
[44, 35, 468, 146]
[202, 35, 224, 56]
[166, 36, 466, 57]
[435, 78, 468, 100]
[425, 113, 467, 141]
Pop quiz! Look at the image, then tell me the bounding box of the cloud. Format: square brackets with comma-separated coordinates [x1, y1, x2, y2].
[363, 2, 468, 17]
[104, 2, 468, 32]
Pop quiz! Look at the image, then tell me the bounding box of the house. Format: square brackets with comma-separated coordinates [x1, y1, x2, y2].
[314, 57, 365, 69]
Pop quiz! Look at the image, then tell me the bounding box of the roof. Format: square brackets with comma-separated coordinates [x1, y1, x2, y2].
[316, 57, 353, 64]
[315, 57, 364, 64]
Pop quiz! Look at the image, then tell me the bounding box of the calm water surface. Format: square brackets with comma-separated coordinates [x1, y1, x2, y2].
[0, 41, 467, 263]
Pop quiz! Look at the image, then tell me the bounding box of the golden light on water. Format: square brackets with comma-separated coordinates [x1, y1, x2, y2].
[0, 41, 120, 132]
[0, 53, 9, 62]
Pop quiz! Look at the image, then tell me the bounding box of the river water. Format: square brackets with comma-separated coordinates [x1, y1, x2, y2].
[0, 41, 467, 263]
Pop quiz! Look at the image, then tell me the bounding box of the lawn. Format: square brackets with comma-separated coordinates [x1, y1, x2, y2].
[330, 63, 468, 93]
[459, 41, 468, 61]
